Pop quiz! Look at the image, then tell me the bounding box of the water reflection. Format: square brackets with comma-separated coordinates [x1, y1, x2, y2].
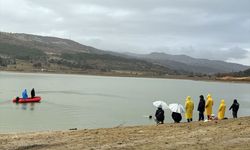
[39, 90, 126, 98]
[0, 100, 10, 105]
[15, 102, 37, 111]
[30, 103, 35, 111]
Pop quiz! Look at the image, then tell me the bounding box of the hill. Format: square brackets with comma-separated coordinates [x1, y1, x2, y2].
[125, 52, 249, 74]
[0, 32, 175, 76]
[0, 32, 101, 54]
[1, 32, 248, 77]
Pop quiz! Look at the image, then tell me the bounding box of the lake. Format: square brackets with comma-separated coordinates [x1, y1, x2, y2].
[0, 71, 249, 133]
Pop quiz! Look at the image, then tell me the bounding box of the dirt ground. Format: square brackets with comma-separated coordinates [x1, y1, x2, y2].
[0, 117, 250, 150]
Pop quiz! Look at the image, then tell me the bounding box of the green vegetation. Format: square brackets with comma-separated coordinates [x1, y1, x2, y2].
[216, 68, 250, 77]
[0, 45, 175, 76]
[55, 52, 173, 74]
[0, 43, 46, 60]
[231, 68, 250, 77]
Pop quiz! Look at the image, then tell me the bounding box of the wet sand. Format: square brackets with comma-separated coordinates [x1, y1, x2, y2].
[0, 117, 250, 150]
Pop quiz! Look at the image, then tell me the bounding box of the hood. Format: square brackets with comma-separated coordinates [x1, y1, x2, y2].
[186, 96, 191, 101]
[207, 94, 211, 99]
[221, 99, 225, 104]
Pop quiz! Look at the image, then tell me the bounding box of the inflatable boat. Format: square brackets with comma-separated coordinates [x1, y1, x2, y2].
[13, 96, 41, 103]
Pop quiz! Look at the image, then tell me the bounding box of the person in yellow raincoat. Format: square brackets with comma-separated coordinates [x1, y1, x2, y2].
[205, 94, 214, 120]
[218, 99, 226, 120]
[185, 96, 194, 122]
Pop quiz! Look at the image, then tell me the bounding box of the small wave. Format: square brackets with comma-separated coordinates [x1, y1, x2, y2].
[42, 100, 83, 109]
[38, 90, 125, 99]
[0, 100, 11, 105]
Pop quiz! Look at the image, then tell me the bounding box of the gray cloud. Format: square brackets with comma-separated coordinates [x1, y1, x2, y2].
[0, 0, 250, 65]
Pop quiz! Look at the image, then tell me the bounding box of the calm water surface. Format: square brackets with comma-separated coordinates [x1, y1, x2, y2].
[0, 71, 250, 133]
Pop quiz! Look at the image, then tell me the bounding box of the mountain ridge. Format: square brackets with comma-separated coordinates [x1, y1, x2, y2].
[124, 52, 249, 74]
[0, 31, 248, 75]
[0, 32, 105, 54]
[0, 32, 176, 76]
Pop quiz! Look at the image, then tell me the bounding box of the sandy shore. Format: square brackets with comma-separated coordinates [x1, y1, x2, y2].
[1, 117, 250, 150]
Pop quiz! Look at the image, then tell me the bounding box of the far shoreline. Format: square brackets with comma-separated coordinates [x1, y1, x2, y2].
[1, 69, 250, 84]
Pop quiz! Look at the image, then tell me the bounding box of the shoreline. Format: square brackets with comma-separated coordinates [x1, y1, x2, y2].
[1, 70, 250, 84]
[1, 116, 250, 149]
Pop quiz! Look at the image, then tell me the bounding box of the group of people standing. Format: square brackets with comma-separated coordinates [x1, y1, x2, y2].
[155, 94, 240, 124]
[195, 94, 240, 121]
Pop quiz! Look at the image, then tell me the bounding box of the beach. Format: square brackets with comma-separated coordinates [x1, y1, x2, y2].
[0, 116, 249, 150]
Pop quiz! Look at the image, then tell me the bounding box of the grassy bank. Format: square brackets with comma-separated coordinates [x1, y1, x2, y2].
[0, 117, 250, 150]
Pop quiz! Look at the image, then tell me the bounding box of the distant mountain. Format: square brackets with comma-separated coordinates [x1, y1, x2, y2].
[0, 32, 175, 76]
[1, 32, 248, 76]
[0, 32, 103, 54]
[124, 52, 249, 74]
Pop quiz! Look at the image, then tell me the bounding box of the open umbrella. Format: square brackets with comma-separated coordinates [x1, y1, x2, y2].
[168, 103, 185, 113]
[153, 101, 168, 109]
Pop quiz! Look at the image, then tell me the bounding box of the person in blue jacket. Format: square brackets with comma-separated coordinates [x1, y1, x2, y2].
[22, 89, 28, 99]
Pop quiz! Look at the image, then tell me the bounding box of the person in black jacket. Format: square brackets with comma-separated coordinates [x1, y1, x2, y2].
[155, 106, 165, 124]
[31, 88, 35, 98]
[197, 95, 206, 121]
[172, 112, 182, 123]
[229, 99, 239, 118]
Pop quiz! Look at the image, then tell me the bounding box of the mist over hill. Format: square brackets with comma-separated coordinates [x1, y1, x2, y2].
[124, 52, 249, 74]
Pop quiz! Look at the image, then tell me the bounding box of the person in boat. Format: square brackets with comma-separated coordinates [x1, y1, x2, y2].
[31, 88, 35, 98]
[22, 89, 28, 99]
[155, 105, 165, 124]
[15, 97, 20, 103]
[229, 99, 239, 118]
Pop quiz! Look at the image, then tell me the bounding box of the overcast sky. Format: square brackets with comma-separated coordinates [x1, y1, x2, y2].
[1, 0, 250, 65]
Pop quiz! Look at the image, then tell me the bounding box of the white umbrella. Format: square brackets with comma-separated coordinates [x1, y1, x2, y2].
[153, 101, 168, 109]
[168, 103, 185, 113]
